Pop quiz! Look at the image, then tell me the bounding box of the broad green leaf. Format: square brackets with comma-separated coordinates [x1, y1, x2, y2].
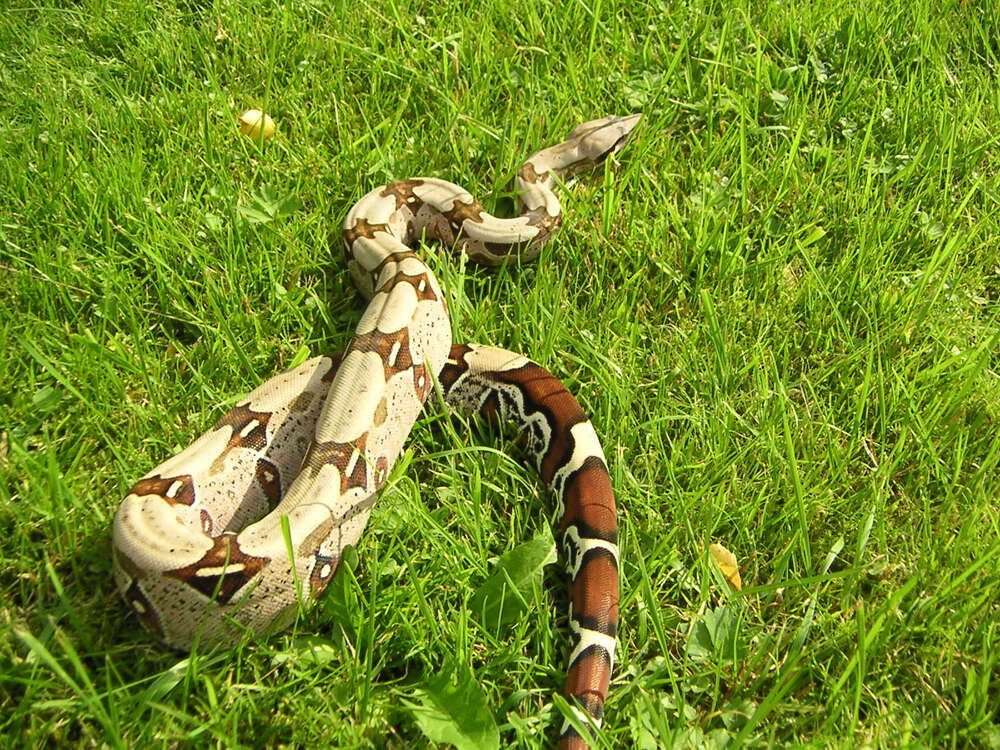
[468, 525, 557, 633]
[271, 635, 339, 668]
[236, 202, 274, 224]
[685, 606, 746, 663]
[404, 666, 499, 750]
[237, 186, 302, 224]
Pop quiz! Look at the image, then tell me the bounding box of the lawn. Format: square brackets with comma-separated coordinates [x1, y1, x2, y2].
[2, 0, 998, 747]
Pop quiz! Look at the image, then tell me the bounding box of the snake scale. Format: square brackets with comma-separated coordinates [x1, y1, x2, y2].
[112, 113, 640, 749]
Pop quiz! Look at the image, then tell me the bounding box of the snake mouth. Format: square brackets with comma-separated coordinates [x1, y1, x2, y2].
[594, 113, 642, 159]
[578, 113, 642, 166]
[612, 113, 642, 150]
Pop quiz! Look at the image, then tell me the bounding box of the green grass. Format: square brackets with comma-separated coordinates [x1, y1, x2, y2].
[2, 0, 999, 747]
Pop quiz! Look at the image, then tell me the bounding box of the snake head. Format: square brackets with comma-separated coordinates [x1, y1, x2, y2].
[565, 113, 642, 158]
[530, 114, 642, 178]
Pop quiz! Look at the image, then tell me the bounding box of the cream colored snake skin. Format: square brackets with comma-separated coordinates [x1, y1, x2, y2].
[113, 114, 640, 749]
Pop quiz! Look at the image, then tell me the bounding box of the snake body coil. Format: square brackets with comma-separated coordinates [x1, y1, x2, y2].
[113, 114, 640, 749]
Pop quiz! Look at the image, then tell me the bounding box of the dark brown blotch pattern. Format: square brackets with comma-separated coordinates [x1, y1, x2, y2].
[164, 532, 269, 603]
[343, 217, 389, 247]
[309, 552, 339, 596]
[254, 457, 282, 510]
[129, 474, 196, 506]
[373, 249, 423, 274]
[411, 362, 431, 401]
[439, 344, 472, 390]
[518, 161, 548, 185]
[380, 179, 426, 211]
[443, 198, 486, 229]
[349, 328, 414, 383]
[302, 434, 369, 493]
[212, 403, 272, 454]
[124, 579, 166, 640]
[376, 269, 439, 303]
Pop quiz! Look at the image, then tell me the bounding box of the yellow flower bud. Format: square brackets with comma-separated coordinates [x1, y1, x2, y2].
[238, 109, 276, 142]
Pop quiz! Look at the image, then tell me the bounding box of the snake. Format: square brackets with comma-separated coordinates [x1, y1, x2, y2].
[112, 113, 639, 749]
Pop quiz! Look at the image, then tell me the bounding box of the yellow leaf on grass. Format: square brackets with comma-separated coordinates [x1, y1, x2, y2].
[709, 543, 742, 591]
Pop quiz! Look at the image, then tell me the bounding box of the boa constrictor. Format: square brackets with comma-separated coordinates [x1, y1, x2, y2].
[112, 113, 639, 749]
